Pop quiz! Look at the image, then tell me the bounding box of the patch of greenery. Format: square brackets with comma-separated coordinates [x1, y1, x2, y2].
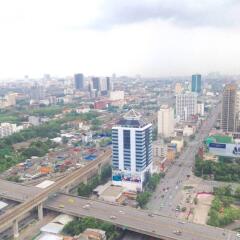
[136, 172, 163, 208]
[20, 140, 57, 158]
[136, 191, 152, 208]
[207, 186, 240, 227]
[62, 217, 120, 240]
[77, 165, 112, 197]
[6, 175, 22, 183]
[194, 154, 240, 182]
[184, 186, 194, 190]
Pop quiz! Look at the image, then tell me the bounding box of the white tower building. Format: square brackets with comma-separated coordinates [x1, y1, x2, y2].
[176, 92, 197, 121]
[112, 109, 153, 191]
[158, 105, 174, 138]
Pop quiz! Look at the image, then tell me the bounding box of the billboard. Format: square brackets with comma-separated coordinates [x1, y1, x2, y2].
[112, 170, 141, 183]
[209, 143, 240, 157]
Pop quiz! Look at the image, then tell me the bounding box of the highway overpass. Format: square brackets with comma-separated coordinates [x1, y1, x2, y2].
[0, 149, 111, 238]
[0, 178, 237, 240]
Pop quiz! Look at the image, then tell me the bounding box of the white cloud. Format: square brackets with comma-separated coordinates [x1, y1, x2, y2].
[0, 0, 239, 79]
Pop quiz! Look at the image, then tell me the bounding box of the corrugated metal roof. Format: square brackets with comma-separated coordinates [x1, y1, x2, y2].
[0, 201, 8, 210]
[36, 180, 55, 189]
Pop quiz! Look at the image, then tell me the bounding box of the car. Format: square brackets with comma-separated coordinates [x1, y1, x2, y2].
[148, 213, 154, 217]
[59, 204, 64, 208]
[110, 215, 117, 220]
[83, 204, 90, 210]
[173, 230, 182, 235]
[236, 233, 240, 238]
[178, 221, 186, 224]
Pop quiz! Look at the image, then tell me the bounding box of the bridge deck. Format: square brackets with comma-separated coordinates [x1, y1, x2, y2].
[46, 193, 234, 240]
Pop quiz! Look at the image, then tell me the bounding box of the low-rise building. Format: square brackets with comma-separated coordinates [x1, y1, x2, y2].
[183, 125, 196, 137]
[171, 138, 184, 152]
[79, 228, 106, 240]
[153, 142, 167, 158]
[0, 122, 18, 138]
[109, 91, 124, 101]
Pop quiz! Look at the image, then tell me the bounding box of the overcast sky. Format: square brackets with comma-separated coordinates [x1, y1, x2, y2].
[0, 0, 240, 79]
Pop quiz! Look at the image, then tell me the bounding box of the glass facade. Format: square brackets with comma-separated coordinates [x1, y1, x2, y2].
[191, 74, 201, 93]
[112, 125, 152, 172]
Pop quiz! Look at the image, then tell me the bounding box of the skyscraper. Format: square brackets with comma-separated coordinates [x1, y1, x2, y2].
[191, 74, 201, 93]
[106, 77, 113, 91]
[176, 92, 197, 121]
[112, 109, 152, 191]
[92, 77, 101, 91]
[221, 83, 237, 132]
[74, 73, 84, 90]
[158, 105, 175, 138]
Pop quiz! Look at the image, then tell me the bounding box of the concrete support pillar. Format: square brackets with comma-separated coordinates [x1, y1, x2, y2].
[98, 165, 102, 175]
[13, 219, 19, 239]
[64, 186, 70, 194]
[83, 176, 88, 184]
[38, 202, 43, 221]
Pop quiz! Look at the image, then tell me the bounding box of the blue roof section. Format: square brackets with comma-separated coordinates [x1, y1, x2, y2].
[117, 119, 147, 128]
[116, 109, 148, 128]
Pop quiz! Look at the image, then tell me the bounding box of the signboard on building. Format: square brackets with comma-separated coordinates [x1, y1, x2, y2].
[209, 142, 240, 157]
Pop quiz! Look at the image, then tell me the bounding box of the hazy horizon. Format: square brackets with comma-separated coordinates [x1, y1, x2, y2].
[0, 0, 240, 79]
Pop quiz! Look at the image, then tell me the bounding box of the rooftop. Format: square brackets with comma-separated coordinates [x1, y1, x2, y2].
[116, 109, 148, 128]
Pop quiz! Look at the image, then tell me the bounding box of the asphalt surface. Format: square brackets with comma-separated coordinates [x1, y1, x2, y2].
[147, 103, 222, 217]
[46, 193, 237, 240]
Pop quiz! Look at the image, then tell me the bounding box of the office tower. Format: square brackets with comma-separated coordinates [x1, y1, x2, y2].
[74, 73, 84, 90]
[191, 74, 202, 93]
[235, 91, 240, 132]
[176, 92, 197, 121]
[30, 84, 45, 101]
[221, 83, 237, 132]
[100, 78, 107, 92]
[106, 77, 113, 91]
[112, 109, 153, 191]
[92, 77, 101, 91]
[158, 105, 174, 138]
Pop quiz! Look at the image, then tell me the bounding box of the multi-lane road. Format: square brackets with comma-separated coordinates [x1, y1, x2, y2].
[46, 193, 236, 240]
[147, 103, 221, 217]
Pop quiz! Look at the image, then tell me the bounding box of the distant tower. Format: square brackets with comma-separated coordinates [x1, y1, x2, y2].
[158, 105, 174, 138]
[92, 77, 101, 91]
[74, 73, 84, 90]
[112, 109, 153, 191]
[221, 83, 237, 132]
[191, 74, 201, 93]
[106, 77, 113, 91]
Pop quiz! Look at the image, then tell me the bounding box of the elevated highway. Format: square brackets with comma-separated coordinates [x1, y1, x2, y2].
[0, 178, 237, 240]
[0, 149, 111, 237]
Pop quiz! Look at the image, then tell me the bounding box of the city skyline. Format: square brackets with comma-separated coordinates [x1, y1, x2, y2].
[0, 0, 240, 79]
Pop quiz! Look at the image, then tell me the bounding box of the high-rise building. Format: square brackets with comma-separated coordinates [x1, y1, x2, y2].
[235, 91, 240, 132]
[158, 105, 174, 138]
[112, 109, 153, 191]
[74, 73, 84, 90]
[92, 77, 101, 91]
[191, 74, 201, 93]
[30, 84, 45, 101]
[221, 83, 237, 132]
[176, 92, 197, 121]
[106, 77, 113, 91]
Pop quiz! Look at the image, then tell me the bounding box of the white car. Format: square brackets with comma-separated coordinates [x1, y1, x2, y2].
[82, 204, 90, 210]
[236, 233, 240, 238]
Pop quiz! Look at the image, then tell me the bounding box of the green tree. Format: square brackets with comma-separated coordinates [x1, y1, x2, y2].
[136, 191, 152, 208]
[235, 187, 240, 199]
